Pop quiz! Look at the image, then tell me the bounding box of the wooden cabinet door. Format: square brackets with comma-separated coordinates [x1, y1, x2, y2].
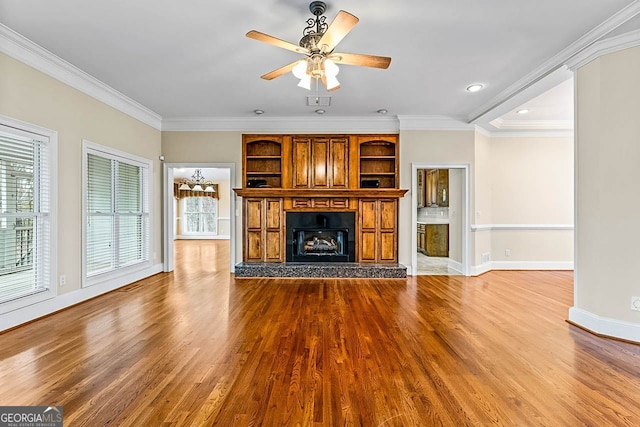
[311, 138, 329, 188]
[359, 200, 377, 262]
[293, 137, 348, 189]
[329, 137, 349, 188]
[378, 199, 397, 262]
[264, 199, 283, 261]
[245, 199, 263, 261]
[244, 198, 283, 262]
[292, 137, 311, 188]
[358, 199, 397, 263]
[426, 224, 448, 257]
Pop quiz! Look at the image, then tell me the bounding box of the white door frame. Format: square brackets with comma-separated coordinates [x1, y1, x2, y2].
[163, 162, 236, 273]
[411, 163, 470, 276]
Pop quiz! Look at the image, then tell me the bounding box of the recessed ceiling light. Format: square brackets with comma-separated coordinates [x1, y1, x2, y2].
[466, 84, 484, 93]
[315, 109, 326, 114]
[377, 109, 388, 115]
[254, 109, 264, 115]
[517, 109, 530, 114]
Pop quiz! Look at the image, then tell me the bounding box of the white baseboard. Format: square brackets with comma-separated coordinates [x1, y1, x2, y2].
[491, 261, 574, 270]
[568, 307, 640, 343]
[471, 262, 492, 276]
[447, 259, 464, 274]
[0, 263, 163, 332]
[175, 235, 230, 240]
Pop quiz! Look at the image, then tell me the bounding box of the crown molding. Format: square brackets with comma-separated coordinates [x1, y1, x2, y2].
[474, 125, 492, 138]
[474, 123, 573, 138]
[467, 0, 640, 124]
[397, 115, 473, 131]
[161, 116, 400, 132]
[566, 28, 640, 70]
[0, 24, 162, 130]
[490, 117, 574, 130]
[489, 130, 574, 138]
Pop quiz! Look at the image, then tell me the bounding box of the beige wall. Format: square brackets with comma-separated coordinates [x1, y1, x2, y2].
[473, 131, 493, 265]
[0, 52, 162, 295]
[399, 130, 475, 268]
[448, 168, 463, 263]
[489, 136, 574, 263]
[161, 131, 243, 259]
[575, 46, 640, 324]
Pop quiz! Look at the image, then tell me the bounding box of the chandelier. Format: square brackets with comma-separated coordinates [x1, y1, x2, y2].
[178, 169, 215, 193]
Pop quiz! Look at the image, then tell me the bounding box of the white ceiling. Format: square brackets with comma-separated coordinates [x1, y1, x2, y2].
[0, 0, 638, 126]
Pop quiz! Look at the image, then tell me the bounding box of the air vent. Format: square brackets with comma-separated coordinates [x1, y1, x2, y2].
[307, 96, 331, 107]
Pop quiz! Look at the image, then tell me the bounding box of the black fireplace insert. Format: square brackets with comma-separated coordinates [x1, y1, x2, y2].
[286, 212, 355, 262]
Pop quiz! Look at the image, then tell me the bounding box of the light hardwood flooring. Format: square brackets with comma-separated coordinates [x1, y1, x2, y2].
[0, 240, 639, 425]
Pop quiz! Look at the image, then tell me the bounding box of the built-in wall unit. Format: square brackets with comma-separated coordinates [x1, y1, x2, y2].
[233, 134, 408, 278]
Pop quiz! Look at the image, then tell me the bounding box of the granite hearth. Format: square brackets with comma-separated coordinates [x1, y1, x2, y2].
[234, 262, 407, 278]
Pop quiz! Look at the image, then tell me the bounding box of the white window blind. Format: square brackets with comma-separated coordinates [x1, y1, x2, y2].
[85, 146, 149, 281]
[0, 127, 50, 304]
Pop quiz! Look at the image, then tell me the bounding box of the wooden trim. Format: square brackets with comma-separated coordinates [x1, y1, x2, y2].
[234, 188, 408, 198]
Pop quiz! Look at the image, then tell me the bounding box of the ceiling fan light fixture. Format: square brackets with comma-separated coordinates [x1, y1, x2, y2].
[298, 74, 312, 90]
[324, 59, 339, 77]
[292, 60, 308, 79]
[325, 75, 340, 91]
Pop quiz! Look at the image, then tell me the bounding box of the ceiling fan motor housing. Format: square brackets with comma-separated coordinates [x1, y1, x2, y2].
[309, 1, 326, 16]
[299, 33, 323, 52]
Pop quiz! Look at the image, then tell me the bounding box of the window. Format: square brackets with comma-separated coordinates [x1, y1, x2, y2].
[0, 120, 55, 310]
[83, 141, 151, 285]
[182, 197, 217, 235]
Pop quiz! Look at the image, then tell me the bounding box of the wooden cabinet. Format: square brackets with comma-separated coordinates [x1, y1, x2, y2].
[423, 169, 449, 207]
[244, 198, 284, 262]
[292, 136, 349, 189]
[417, 169, 424, 208]
[240, 133, 405, 264]
[425, 224, 449, 257]
[357, 135, 398, 188]
[417, 223, 426, 254]
[359, 199, 397, 262]
[243, 135, 285, 188]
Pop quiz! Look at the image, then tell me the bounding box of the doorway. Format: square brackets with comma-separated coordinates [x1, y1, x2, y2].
[411, 163, 470, 276]
[163, 163, 236, 273]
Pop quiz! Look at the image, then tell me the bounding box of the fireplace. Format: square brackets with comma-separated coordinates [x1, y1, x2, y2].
[286, 212, 355, 262]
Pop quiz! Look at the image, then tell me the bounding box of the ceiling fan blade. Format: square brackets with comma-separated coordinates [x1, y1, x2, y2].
[331, 52, 391, 69]
[246, 30, 309, 54]
[260, 61, 299, 80]
[318, 10, 359, 53]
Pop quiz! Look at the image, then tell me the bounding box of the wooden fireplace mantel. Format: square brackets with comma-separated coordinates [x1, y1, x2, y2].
[233, 188, 408, 199]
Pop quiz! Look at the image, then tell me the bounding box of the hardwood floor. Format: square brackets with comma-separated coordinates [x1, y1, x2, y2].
[1, 240, 639, 426]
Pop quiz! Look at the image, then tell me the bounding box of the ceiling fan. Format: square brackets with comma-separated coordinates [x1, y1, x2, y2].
[246, 1, 391, 91]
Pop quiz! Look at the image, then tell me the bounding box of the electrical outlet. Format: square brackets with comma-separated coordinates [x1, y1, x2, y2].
[631, 296, 640, 312]
[59, 275, 66, 287]
[505, 249, 511, 257]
